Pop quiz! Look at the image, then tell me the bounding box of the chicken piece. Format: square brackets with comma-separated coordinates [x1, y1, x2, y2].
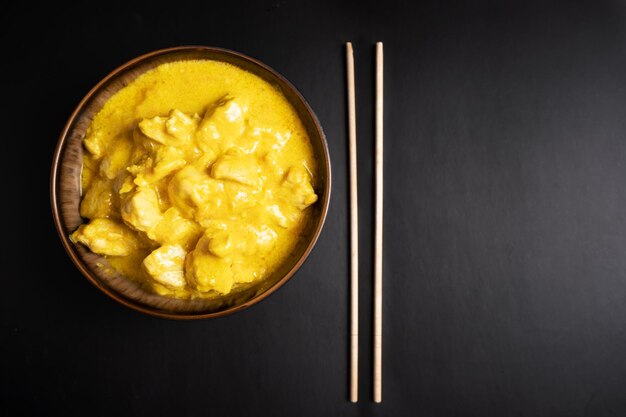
[192, 148, 218, 170]
[224, 182, 261, 213]
[205, 222, 277, 258]
[147, 207, 202, 250]
[259, 150, 287, 186]
[142, 244, 187, 289]
[198, 98, 246, 149]
[98, 136, 133, 180]
[230, 261, 260, 284]
[206, 230, 232, 258]
[138, 116, 171, 145]
[129, 146, 187, 187]
[79, 177, 119, 220]
[138, 109, 198, 147]
[166, 109, 198, 143]
[248, 126, 291, 154]
[279, 165, 318, 210]
[121, 186, 161, 232]
[83, 129, 106, 159]
[264, 203, 300, 228]
[152, 146, 187, 179]
[246, 223, 278, 255]
[81, 155, 99, 192]
[71, 218, 142, 256]
[186, 233, 234, 294]
[168, 165, 225, 220]
[210, 148, 261, 187]
[185, 220, 276, 294]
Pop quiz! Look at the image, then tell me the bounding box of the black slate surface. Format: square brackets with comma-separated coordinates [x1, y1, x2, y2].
[3, 1, 626, 416]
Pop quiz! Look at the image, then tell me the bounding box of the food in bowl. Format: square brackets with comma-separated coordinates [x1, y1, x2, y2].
[70, 59, 319, 299]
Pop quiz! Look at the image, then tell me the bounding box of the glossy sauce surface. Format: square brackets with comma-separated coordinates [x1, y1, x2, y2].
[71, 60, 318, 298]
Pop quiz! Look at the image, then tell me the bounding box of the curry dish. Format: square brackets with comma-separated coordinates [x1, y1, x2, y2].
[71, 60, 318, 298]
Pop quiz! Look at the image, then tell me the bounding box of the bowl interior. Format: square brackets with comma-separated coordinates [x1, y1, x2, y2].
[52, 47, 330, 319]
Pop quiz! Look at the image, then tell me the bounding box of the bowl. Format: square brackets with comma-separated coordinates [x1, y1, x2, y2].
[50, 46, 331, 319]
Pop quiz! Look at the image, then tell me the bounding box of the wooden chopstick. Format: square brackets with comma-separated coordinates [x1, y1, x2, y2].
[373, 41, 384, 404]
[346, 42, 359, 404]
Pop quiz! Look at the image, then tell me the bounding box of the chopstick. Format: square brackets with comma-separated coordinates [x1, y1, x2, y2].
[346, 41, 359, 404]
[373, 41, 384, 404]
[346, 41, 383, 404]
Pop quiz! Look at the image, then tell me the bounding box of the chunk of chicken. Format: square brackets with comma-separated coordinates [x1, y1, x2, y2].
[143, 244, 187, 289]
[230, 261, 260, 284]
[79, 177, 119, 220]
[279, 165, 318, 209]
[198, 98, 246, 150]
[98, 136, 133, 180]
[83, 129, 106, 159]
[147, 207, 202, 250]
[264, 203, 300, 228]
[138, 109, 198, 147]
[186, 233, 234, 294]
[121, 186, 161, 232]
[71, 218, 142, 256]
[205, 222, 277, 258]
[128, 146, 187, 187]
[168, 165, 224, 220]
[210, 148, 261, 187]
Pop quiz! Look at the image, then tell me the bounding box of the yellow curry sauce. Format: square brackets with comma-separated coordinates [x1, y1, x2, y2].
[71, 60, 318, 298]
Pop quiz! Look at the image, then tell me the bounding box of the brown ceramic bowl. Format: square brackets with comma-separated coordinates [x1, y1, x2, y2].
[50, 46, 331, 319]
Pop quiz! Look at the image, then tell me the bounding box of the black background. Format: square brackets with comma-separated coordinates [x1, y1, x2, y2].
[3, 1, 626, 415]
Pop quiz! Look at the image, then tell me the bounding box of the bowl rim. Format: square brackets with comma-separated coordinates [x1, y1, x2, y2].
[50, 45, 331, 320]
